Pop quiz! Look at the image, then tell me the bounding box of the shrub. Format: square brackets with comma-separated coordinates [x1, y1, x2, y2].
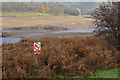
[92, 2, 120, 49]
[2, 37, 120, 78]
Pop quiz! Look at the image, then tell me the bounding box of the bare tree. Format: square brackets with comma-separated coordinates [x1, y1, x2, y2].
[92, 2, 120, 49]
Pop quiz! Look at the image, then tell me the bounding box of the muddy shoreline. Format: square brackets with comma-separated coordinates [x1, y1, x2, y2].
[2, 24, 94, 38]
[2, 16, 94, 44]
[3, 28, 94, 38]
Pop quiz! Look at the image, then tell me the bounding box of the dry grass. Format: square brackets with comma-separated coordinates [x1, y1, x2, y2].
[2, 36, 120, 78]
[2, 16, 93, 30]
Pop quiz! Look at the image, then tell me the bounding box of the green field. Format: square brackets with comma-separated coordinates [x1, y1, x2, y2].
[82, 15, 91, 18]
[87, 68, 119, 78]
[30, 68, 120, 79]
[1, 13, 50, 17]
[1, 13, 91, 18]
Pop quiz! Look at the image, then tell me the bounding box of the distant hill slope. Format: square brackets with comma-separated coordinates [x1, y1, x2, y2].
[62, 2, 101, 15]
[2, 2, 100, 15]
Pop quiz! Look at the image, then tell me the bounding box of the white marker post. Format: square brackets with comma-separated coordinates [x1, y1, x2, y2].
[34, 42, 41, 69]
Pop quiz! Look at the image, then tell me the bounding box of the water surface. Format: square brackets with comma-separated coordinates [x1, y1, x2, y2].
[1, 29, 94, 44]
[53, 29, 94, 33]
[2, 38, 21, 44]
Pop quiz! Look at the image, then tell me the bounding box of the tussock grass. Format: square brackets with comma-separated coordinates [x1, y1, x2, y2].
[2, 37, 120, 78]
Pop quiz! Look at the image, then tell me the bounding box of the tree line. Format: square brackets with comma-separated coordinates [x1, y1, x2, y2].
[2, 2, 81, 16]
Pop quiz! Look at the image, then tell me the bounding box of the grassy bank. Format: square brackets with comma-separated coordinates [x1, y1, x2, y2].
[2, 37, 120, 78]
[82, 15, 91, 18]
[48, 67, 119, 78]
[1, 13, 50, 17]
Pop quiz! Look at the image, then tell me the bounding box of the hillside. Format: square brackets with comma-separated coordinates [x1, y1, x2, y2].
[63, 2, 101, 15]
[2, 2, 100, 15]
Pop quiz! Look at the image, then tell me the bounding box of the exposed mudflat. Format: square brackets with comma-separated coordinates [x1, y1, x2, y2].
[2, 16, 94, 38]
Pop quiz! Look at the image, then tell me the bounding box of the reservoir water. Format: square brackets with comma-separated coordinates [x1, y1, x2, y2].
[1, 29, 94, 44]
[1, 38, 21, 44]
